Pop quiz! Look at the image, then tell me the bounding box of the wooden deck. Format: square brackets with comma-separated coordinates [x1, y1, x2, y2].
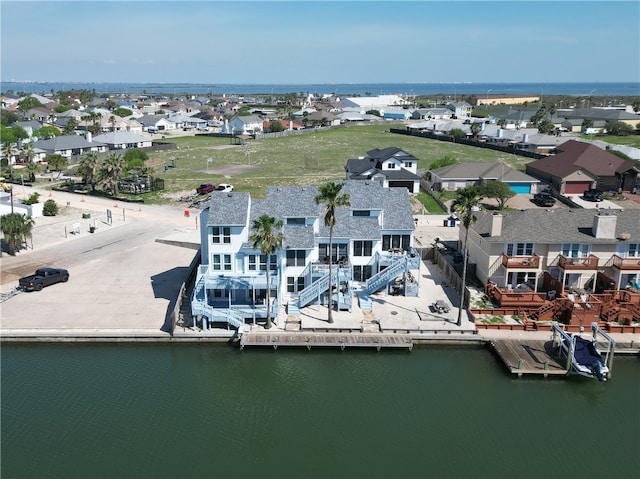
[240, 332, 413, 350]
[491, 339, 567, 377]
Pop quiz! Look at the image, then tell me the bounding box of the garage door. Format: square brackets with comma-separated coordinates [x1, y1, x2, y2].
[565, 181, 592, 194]
[389, 181, 414, 191]
[507, 183, 531, 194]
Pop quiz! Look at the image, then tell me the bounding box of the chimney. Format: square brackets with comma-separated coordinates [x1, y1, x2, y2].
[490, 212, 503, 237]
[592, 213, 617, 239]
[86, 131, 92, 142]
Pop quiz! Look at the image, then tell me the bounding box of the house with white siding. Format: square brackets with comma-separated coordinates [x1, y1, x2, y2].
[191, 180, 420, 331]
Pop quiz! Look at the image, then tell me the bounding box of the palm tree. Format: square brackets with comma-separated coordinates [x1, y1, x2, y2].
[454, 187, 483, 326]
[0, 213, 35, 255]
[250, 214, 284, 329]
[78, 151, 101, 191]
[315, 181, 350, 323]
[2, 141, 18, 178]
[20, 142, 36, 164]
[98, 153, 125, 197]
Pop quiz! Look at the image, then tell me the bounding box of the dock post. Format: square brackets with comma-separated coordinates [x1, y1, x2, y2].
[517, 358, 523, 377]
[543, 360, 549, 378]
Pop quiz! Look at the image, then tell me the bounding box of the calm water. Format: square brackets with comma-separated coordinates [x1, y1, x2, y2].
[2, 81, 639, 97]
[1, 344, 638, 479]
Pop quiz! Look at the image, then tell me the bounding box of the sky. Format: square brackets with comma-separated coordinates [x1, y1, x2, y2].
[1, 0, 639, 84]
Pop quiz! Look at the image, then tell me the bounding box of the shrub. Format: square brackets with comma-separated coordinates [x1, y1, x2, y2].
[22, 192, 40, 205]
[43, 199, 58, 216]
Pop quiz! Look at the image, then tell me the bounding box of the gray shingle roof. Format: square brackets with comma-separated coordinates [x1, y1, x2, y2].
[206, 191, 250, 226]
[473, 209, 640, 244]
[209, 180, 414, 248]
[33, 135, 105, 150]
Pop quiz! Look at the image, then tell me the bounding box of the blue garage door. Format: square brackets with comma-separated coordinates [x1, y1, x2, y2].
[508, 183, 531, 194]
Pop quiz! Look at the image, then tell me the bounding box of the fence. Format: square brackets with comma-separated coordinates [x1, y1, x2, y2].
[431, 246, 472, 309]
[169, 250, 201, 335]
[390, 128, 546, 160]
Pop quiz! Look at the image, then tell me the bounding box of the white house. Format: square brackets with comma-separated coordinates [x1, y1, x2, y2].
[191, 180, 420, 331]
[345, 147, 421, 194]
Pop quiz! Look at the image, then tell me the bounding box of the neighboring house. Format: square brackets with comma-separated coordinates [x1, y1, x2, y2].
[464, 209, 640, 292]
[226, 115, 264, 135]
[383, 107, 413, 120]
[411, 108, 453, 120]
[428, 161, 541, 194]
[92, 131, 153, 150]
[32, 134, 107, 159]
[335, 111, 380, 123]
[557, 107, 640, 129]
[10, 120, 42, 138]
[345, 147, 421, 194]
[447, 102, 473, 119]
[191, 180, 420, 330]
[168, 114, 207, 129]
[137, 114, 176, 132]
[525, 140, 639, 194]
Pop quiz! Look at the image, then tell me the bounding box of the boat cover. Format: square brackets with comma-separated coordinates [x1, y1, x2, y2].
[573, 336, 604, 368]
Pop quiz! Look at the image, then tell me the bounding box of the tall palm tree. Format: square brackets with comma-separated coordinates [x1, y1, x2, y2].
[250, 214, 284, 329]
[78, 151, 101, 191]
[454, 186, 483, 326]
[315, 181, 350, 323]
[0, 213, 35, 255]
[98, 153, 125, 197]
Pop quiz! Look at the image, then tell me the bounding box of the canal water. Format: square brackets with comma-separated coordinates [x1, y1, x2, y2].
[1, 343, 638, 479]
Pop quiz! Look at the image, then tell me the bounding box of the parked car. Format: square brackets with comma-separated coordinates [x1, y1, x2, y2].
[215, 184, 234, 192]
[583, 189, 604, 202]
[533, 191, 556, 207]
[196, 184, 215, 195]
[19, 268, 69, 292]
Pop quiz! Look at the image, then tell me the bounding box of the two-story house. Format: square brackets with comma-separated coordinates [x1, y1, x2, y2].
[191, 180, 420, 331]
[464, 209, 640, 294]
[345, 147, 421, 194]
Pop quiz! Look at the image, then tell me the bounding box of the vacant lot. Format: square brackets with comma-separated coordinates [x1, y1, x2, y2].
[138, 124, 526, 201]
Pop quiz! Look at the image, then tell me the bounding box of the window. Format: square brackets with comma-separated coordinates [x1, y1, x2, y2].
[257, 254, 277, 271]
[353, 210, 370, 217]
[561, 243, 589, 258]
[286, 276, 305, 293]
[626, 244, 640, 257]
[404, 161, 413, 168]
[506, 243, 534, 256]
[353, 265, 373, 282]
[213, 289, 229, 298]
[213, 254, 231, 271]
[286, 250, 306, 266]
[382, 235, 410, 251]
[319, 243, 347, 262]
[248, 255, 257, 271]
[387, 163, 396, 169]
[212, 226, 231, 244]
[353, 240, 373, 257]
[286, 217, 305, 226]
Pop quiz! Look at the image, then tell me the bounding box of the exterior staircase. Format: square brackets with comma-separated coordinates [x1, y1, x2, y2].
[297, 268, 339, 309]
[364, 257, 407, 295]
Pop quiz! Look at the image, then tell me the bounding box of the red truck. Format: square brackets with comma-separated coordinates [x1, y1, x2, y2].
[19, 268, 70, 292]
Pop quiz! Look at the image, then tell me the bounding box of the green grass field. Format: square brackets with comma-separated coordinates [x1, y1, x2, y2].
[140, 124, 528, 202]
[579, 134, 640, 149]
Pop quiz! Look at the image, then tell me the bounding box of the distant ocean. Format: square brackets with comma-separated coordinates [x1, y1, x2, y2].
[1, 81, 638, 97]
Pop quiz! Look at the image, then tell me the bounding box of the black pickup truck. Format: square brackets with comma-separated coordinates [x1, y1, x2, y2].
[19, 268, 70, 291]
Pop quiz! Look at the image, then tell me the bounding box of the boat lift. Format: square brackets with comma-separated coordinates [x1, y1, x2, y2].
[551, 322, 616, 381]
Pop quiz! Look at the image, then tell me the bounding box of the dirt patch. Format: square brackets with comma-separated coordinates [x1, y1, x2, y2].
[198, 164, 260, 175]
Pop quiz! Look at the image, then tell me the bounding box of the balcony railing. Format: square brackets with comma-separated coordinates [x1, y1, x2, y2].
[611, 255, 640, 271]
[558, 254, 599, 270]
[501, 253, 540, 269]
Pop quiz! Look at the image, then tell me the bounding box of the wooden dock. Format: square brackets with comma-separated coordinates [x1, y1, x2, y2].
[240, 332, 413, 351]
[491, 339, 567, 377]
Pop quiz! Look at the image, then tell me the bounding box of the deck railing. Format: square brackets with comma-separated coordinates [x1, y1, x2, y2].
[501, 253, 541, 269]
[611, 255, 640, 270]
[558, 254, 599, 270]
